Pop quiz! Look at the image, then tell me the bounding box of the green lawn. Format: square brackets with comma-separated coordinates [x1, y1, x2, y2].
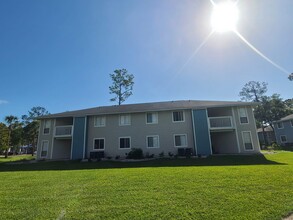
[0, 152, 292, 220]
[0, 154, 35, 163]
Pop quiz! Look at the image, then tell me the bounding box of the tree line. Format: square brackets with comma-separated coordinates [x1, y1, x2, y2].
[0, 107, 49, 158]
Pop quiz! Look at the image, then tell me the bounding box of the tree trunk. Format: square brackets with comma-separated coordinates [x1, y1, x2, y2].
[5, 150, 8, 158]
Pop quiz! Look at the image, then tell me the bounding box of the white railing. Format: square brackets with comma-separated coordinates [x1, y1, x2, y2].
[209, 116, 234, 129]
[55, 126, 73, 137]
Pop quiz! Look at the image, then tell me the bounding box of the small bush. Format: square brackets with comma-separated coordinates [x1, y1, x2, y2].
[168, 152, 174, 158]
[115, 155, 120, 160]
[126, 148, 144, 159]
[159, 151, 164, 158]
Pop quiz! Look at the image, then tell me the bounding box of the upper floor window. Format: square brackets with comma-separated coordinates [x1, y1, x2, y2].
[277, 122, 283, 129]
[94, 116, 106, 127]
[242, 131, 253, 150]
[93, 138, 105, 150]
[119, 114, 131, 126]
[43, 120, 51, 135]
[174, 134, 187, 147]
[173, 111, 184, 122]
[238, 108, 248, 124]
[146, 112, 158, 124]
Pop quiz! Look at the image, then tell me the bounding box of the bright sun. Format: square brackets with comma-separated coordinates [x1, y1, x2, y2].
[211, 1, 239, 33]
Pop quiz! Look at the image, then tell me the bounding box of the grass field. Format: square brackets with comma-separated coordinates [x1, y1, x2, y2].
[0, 152, 292, 220]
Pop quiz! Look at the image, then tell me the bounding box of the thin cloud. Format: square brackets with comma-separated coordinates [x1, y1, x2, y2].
[0, 100, 8, 104]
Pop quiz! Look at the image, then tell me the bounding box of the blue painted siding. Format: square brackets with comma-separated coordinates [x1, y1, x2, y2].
[72, 117, 86, 160]
[274, 120, 293, 144]
[192, 109, 212, 155]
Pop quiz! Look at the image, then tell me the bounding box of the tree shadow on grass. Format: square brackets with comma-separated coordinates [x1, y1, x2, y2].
[0, 154, 286, 172]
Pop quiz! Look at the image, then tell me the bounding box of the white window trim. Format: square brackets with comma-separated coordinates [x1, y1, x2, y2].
[280, 135, 287, 143]
[172, 111, 185, 123]
[94, 116, 106, 127]
[119, 136, 131, 149]
[146, 112, 158, 124]
[43, 120, 51, 135]
[173, 134, 188, 147]
[242, 131, 254, 151]
[277, 122, 284, 129]
[93, 138, 105, 151]
[238, 107, 249, 124]
[40, 140, 49, 158]
[146, 135, 160, 148]
[119, 114, 131, 126]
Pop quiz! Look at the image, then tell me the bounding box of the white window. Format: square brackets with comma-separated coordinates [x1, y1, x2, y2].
[119, 114, 131, 126]
[43, 120, 51, 135]
[242, 131, 254, 150]
[41, 141, 49, 158]
[119, 137, 131, 149]
[277, 122, 284, 129]
[94, 116, 106, 127]
[238, 108, 248, 124]
[146, 112, 158, 124]
[280, 135, 287, 143]
[93, 138, 105, 150]
[146, 135, 159, 148]
[174, 134, 187, 147]
[173, 111, 184, 122]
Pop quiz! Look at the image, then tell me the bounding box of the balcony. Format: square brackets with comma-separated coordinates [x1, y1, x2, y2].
[55, 125, 73, 138]
[209, 116, 234, 130]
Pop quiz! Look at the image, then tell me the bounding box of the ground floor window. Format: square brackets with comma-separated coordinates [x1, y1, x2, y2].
[94, 138, 105, 150]
[280, 135, 287, 143]
[242, 131, 253, 150]
[174, 134, 187, 147]
[146, 135, 159, 148]
[41, 141, 49, 158]
[119, 137, 131, 149]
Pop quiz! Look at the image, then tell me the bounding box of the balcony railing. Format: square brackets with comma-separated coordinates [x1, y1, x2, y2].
[55, 125, 73, 137]
[209, 116, 234, 130]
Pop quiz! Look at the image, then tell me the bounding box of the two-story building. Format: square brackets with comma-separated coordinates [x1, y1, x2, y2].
[274, 114, 293, 146]
[36, 100, 260, 160]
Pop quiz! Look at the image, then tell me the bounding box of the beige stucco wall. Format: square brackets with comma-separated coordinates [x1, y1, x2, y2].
[86, 110, 195, 158]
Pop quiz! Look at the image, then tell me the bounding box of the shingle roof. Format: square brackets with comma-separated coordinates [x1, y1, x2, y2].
[38, 100, 257, 119]
[279, 114, 293, 122]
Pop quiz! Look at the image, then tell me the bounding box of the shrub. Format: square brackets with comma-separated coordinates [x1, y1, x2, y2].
[159, 151, 164, 158]
[145, 152, 154, 158]
[168, 152, 174, 158]
[115, 155, 120, 160]
[126, 148, 144, 159]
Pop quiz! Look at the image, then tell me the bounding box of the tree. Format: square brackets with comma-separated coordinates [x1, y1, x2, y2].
[288, 73, 293, 81]
[109, 69, 134, 105]
[0, 123, 9, 156]
[22, 107, 49, 156]
[239, 81, 268, 102]
[254, 94, 293, 132]
[4, 116, 19, 158]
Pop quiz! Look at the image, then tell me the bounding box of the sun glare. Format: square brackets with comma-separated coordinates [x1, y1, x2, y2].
[211, 1, 239, 33]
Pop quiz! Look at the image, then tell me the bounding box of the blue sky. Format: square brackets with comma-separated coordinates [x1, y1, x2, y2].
[0, 0, 292, 121]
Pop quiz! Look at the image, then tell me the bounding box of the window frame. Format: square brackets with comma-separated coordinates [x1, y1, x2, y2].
[119, 137, 131, 149]
[40, 140, 49, 158]
[280, 135, 287, 143]
[238, 107, 249, 124]
[277, 122, 284, 129]
[119, 114, 131, 126]
[172, 111, 185, 123]
[173, 134, 188, 147]
[94, 116, 106, 127]
[93, 138, 105, 151]
[242, 131, 254, 151]
[43, 120, 51, 135]
[146, 135, 160, 148]
[146, 112, 158, 124]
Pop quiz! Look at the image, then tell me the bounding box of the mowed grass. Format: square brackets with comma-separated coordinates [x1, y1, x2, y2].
[0, 154, 35, 163]
[0, 152, 292, 220]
